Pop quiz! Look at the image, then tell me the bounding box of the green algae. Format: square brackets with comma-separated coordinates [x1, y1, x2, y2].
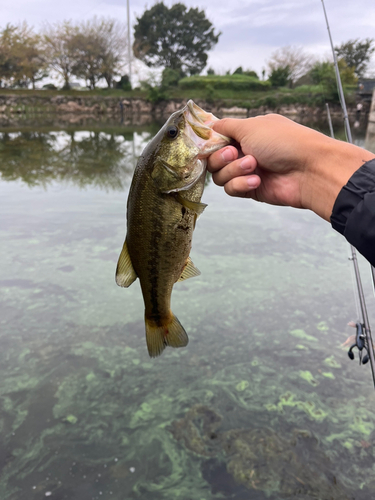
[298, 370, 319, 386]
[235, 380, 249, 392]
[317, 321, 329, 332]
[64, 414, 78, 424]
[322, 371, 335, 379]
[266, 392, 328, 421]
[324, 355, 342, 368]
[295, 344, 308, 350]
[289, 329, 317, 342]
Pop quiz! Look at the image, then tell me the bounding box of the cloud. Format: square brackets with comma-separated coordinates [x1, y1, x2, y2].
[1, 0, 375, 76]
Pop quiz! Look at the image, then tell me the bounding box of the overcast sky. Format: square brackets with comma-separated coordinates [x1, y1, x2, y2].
[1, 0, 375, 81]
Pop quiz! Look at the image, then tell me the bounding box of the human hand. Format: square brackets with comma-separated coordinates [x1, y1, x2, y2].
[207, 114, 375, 221]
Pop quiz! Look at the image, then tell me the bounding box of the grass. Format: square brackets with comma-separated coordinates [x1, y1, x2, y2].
[0, 84, 357, 110]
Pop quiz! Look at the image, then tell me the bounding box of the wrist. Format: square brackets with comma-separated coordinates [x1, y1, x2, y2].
[302, 137, 375, 221]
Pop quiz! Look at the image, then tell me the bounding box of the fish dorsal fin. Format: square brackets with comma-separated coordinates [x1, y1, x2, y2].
[178, 256, 201, 282]
[115, 240, 137, 287]
[176, 193, 207, 216]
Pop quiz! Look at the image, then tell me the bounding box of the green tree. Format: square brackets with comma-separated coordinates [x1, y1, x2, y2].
[0, 23, 46, 88]
[269, 66, 291, 87]
[310, 59, 357, 100]
[335, 38, 375, 78]
[17, 24, 47, 88]
[0, 24, 20, 87]
[133, 2, 220, 75]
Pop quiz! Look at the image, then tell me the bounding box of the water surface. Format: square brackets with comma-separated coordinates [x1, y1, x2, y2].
[1, 122, 375, 500]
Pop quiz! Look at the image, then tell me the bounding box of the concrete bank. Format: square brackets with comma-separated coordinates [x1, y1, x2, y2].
[0, 93, 369, 128]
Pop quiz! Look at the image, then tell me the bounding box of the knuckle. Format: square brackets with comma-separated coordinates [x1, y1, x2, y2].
[212, 173, 224, 187]
[224, 180, 241, 197]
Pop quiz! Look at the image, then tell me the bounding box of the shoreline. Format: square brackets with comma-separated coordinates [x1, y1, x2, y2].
[0, 94, 369, 128]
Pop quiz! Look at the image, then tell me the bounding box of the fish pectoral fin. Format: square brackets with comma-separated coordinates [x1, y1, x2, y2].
[115, 240, 137, 287]
[176, 192, 207, 216]
[177, 256, 201, 282]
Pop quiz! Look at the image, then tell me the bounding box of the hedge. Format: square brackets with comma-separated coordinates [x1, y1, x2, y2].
[178, 74, 271, 91]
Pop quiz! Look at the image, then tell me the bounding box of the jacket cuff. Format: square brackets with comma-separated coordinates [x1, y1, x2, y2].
[330, 158, 375, 236]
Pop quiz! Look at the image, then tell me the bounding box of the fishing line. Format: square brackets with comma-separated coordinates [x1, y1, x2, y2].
[321, 0, 375, 388]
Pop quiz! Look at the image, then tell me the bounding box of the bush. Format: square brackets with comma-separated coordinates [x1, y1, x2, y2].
[233, 67, 259, 79]
[269, 66, 291, 87]
[115, 75, 131, 91]
[161, 68, 183, 87]
[178, 74, 270, 91]
[42, 83, 58, 90]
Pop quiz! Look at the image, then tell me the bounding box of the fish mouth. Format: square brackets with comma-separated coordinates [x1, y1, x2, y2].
[183, 100, 230, 157]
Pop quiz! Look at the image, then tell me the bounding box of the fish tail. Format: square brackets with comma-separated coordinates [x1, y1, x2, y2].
[145, 312, 188, 358]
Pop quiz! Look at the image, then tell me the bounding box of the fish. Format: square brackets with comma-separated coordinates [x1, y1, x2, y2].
[115, 100, 230, 357]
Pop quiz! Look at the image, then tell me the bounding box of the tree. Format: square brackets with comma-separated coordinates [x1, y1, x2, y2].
[16, 24, 47, 89]
[90, 18, 128, 88]
[69, 19, 127, 89]
[267, 46, 314, 87]
[43, 18, 128, 89]
[0, 23, 46, 89]
[43, 21, 78, 89]
[310, 59, 357, 100]
[0, 24, 20, 87]
[133, 2, 220, 75]
[70, 28, 104, 89]
[335, 38, 375, 78]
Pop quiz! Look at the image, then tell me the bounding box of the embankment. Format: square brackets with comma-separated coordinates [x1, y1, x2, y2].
[0, 93, 369, 128]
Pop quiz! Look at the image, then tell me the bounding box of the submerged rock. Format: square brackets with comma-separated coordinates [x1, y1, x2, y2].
[170, 404, 350, 499]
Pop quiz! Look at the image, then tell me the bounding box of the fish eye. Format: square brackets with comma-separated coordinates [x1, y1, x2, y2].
[166, 125, 179, 139]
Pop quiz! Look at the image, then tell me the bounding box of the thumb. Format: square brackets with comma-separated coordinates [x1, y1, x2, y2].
[212, 118, 247, 143]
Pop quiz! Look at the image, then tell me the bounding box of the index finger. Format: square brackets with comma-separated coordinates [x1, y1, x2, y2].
[207, 146, 239, 173]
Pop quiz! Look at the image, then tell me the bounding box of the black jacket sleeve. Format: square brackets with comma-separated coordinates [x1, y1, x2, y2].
[330, 158, 375, 266]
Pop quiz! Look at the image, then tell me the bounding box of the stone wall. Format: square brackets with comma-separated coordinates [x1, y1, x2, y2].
[0, 93, 368, 128]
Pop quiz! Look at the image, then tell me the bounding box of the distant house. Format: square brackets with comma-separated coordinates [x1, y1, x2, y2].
[358, 79, 375, 100]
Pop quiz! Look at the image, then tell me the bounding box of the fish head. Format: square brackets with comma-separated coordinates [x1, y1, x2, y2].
[149, 100, 230, 193]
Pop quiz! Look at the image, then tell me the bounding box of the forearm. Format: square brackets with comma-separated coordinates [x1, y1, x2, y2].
[303, 138, 375, 221]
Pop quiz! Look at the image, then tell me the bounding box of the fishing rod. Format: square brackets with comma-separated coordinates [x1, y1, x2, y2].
[321, 0, 375, 388]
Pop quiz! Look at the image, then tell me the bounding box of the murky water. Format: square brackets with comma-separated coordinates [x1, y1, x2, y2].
[1, 120, 375, 500]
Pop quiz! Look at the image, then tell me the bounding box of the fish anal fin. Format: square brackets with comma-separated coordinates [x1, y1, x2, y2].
[177, 256, 201, 282]
[145, 313, 188, 358]
[176, 192, 207, 216]
[115, 240, 137, 287]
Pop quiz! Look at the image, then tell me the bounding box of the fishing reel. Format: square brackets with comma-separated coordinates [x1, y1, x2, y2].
[347, 322, 370, 365]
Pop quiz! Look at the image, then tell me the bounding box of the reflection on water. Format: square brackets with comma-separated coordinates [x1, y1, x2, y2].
[0, 126, 159, 190]
[1, 120, 375, 500]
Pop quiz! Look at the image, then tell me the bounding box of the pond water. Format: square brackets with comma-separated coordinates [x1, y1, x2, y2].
[1, 119, 375, 500]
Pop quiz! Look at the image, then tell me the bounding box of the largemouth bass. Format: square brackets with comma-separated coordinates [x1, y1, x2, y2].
[116, 100, 229, 357]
